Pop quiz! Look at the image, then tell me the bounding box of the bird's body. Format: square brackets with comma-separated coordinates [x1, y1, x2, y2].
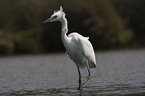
[66, 33, 96, 68]
[60, 16, 96, 69]
[42, 6, 97, 90]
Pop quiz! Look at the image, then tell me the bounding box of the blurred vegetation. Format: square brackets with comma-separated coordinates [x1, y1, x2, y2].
[0, 0, 145, 55]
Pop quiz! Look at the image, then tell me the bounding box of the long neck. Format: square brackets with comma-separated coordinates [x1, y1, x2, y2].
[60, 16, 69, 48]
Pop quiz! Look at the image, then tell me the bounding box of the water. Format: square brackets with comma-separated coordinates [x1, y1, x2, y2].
[0, 49, 145, 96]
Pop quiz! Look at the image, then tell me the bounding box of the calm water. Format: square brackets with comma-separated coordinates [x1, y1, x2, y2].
[0, 49, 145, 96]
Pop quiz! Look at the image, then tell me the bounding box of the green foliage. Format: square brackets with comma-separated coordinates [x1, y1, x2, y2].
[0, 29, 42, 55]
[13, 28, 42, 54]
[80, 0, 134, 47]
[0, 0, 144, 55]
[0, 31, 14, 55]
[118, 29, 134, 44]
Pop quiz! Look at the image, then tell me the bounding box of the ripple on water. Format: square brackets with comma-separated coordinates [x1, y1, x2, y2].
[0, 50, 145, 96]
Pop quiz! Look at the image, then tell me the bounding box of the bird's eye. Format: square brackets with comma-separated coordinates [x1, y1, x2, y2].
[53, 16, 57, 19]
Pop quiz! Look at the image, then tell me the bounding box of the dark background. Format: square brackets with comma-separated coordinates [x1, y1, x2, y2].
[0, 0, 145, 55]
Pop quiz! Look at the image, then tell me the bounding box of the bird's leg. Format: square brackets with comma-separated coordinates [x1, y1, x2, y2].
[81, 63, 91, 87]
[76, 65, 82, 90]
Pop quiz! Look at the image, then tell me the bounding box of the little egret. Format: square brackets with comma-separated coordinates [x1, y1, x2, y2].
[41, 6, 97, 90]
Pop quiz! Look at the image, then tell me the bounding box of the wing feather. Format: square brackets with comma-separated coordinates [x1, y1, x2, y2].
[68, 32, 97, 68]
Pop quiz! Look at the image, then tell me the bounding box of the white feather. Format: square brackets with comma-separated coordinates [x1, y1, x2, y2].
[67, 32, 96, 68]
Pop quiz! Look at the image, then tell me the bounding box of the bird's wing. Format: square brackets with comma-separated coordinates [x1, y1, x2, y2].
[68, 32, 96, 68]
[68, 32, 92, 56]
[68, 32, 89, 40]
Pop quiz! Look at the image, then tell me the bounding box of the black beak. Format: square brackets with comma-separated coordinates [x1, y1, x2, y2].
[41, 18, 51, 24]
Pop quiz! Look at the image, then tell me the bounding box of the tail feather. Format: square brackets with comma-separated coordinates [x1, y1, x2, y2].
[89, 61, 97, 69]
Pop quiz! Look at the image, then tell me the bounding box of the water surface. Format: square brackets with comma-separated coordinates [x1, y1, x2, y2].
[0, 49, 145, 96]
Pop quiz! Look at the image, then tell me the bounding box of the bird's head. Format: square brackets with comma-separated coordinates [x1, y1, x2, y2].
[41, 6, 65, 24]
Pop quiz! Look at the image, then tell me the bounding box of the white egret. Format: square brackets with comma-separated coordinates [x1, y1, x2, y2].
[41, 6, 97, 90]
